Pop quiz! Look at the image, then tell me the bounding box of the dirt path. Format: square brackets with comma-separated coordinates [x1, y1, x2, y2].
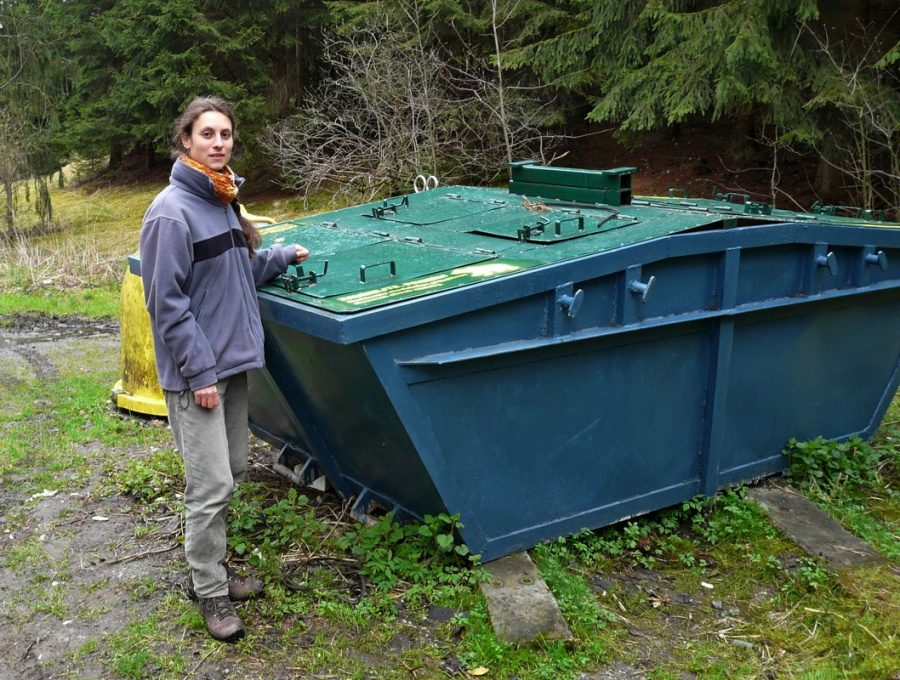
[0, 315, 184, 679]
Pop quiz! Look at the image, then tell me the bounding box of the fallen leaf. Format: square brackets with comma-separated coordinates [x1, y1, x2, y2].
[467, 667, 490, 676]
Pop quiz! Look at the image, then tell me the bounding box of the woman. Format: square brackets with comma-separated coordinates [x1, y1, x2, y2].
[140, 96, 308, 643]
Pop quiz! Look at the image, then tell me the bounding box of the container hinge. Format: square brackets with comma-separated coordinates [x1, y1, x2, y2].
[445, 194, 508, 207]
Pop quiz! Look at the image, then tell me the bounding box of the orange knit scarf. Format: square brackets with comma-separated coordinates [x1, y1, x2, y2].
[180, 155, 238, 204]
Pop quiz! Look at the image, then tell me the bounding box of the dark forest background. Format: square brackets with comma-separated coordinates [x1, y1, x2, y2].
[1, 0, 898, 231]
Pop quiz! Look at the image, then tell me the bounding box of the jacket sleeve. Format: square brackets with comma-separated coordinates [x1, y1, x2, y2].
[248, 243, 297, 287]
[140, 213, 219, 391]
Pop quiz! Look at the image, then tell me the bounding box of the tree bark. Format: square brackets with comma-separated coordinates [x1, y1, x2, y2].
[4, 179, 14, 236]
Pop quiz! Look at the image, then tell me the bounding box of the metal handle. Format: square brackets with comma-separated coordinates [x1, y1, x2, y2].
[558, 289, 584, 318]
[278, 261, 329, 292]
[554, 216, 585, 236]
[815, 252, 838, 276]
[359, 260, 396, 283]
[629, 275, 656, 302]
[865, 250, 888, 271]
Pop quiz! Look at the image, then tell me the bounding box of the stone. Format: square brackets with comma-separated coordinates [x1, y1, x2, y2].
[478, 552, 573, 643]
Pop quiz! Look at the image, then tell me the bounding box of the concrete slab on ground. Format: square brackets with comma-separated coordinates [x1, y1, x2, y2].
[747, 483, 887, 573]
[478, 551, 573, 644]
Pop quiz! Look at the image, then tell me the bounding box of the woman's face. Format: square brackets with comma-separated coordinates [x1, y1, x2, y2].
[181, 111, 233, 171]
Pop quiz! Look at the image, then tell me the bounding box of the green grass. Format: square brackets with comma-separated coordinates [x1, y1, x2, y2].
[0, 287, 120, 318]
[106, 606, 190, 679]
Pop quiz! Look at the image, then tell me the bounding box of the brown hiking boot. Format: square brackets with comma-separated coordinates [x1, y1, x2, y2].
[197, 595, 245, 643]
[186, 564, 264, 602]
[224, 563, 264, 600]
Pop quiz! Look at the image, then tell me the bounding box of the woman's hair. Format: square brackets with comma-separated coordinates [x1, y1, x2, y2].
[172, 96, 261, 258]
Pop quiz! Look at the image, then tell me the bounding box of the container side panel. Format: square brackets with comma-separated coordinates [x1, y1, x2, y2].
[720, 293, 900, 475]
[636, 253, 720, 318]
[735, 245, 807, 304]
[248, 367, 314, 454]
[403, 327, 710, 552]
[255, 323, 446, 515]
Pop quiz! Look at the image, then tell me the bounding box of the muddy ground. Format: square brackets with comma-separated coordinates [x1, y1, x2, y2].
[0, 314, 172, 680]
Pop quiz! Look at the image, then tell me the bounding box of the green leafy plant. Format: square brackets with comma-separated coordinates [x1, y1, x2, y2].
[417, 512, 471, 557]
[783, 435, 881, 498]
[690, 487, 779, 545]
[114, 447, 183, 505]
[780, 557, 834, 597]
[337, 511, 477, 593]
[227, 484, 319, 565]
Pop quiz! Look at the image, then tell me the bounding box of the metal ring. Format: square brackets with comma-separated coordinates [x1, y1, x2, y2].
[413, 174, 440, 193]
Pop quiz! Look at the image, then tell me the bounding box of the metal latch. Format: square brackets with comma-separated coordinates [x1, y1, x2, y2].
[276, 261, 330, 292]
[517, 218, 549, 241]
[371, 196, 410, 219]
[812, 202, 887, 222]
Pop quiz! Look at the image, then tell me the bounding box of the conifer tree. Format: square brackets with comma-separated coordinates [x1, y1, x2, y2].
[0, 0, 68, 233]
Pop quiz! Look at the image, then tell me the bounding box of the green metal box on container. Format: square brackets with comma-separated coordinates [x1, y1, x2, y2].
[249, 161, 900, 562]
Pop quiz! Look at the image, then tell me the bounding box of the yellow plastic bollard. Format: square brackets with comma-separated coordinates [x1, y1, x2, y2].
[111, 262, 168, 416]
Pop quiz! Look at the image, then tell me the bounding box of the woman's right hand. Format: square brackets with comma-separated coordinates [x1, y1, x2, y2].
[194, 384, 219, 409]
[293, 245, 309, 264]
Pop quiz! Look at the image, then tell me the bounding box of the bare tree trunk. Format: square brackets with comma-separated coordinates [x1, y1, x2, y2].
[3, 178, 13, 235]
[490, 0, 512, 170]
[109, 142, 123, 170]
[814, 154, 842, 201]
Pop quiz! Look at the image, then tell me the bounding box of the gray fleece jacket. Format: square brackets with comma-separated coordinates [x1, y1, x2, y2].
[140, 158, 296, 392]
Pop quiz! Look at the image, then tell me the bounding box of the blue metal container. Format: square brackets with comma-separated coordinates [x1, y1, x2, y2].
[250, 162, 900, 561]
